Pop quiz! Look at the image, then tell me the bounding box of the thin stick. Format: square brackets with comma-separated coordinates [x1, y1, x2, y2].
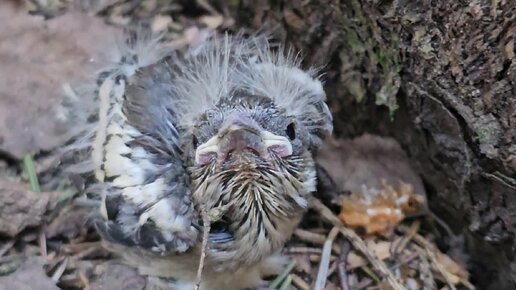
[39, 228, 47, 259]
[0, 241, 15, 257]
[194, 206, 210, 290]
[314, 227, 339, 290]
[399, 226, 474, 290]
[294, 229, 327, 245]
[423, 246, 457, 290]
[393, 220, 420, 255]
[337, 240, 351, 290]
[291, 274, 310, 290]
[51, 257, 68, 282]
[310, 198, 407, 290]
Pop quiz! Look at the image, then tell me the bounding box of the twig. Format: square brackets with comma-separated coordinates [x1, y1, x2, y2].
[294, 229, 327, 245]
[39, 228, 47, 259]
[393, 220, 420, 255]
[425, 247, 457, 290]
[78, 270, 90, 290]
[310, 198, 407, 290]
[285, 247, 323, 255]
[51, 257, 68, 282]
[360, 265, 381, 284]
[291, 274, 310, 290]
[398, 226, 475, 290]
[338, 240, 351, 290]
[194, 206, 210, 290]
[314, 227, 339, 290]
[0, 241, 15, 257]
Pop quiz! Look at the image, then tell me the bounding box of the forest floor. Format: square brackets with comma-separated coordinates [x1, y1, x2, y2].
[0, 1, 476, 289]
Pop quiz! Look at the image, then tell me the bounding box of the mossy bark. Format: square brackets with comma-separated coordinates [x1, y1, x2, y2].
[224, 0, 516, 289]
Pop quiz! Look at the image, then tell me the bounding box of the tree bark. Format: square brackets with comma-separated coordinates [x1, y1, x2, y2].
[224, 0, 515, 289]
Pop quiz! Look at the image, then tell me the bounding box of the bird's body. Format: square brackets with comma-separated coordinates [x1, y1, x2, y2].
[72, 32, 332, 290]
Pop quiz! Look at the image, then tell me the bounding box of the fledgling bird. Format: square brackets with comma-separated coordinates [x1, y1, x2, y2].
[73, 32, 333, 290]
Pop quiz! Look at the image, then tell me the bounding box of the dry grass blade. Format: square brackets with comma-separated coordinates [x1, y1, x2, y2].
[279, 274, 293, 290]
[314, 227, 339, 290]
[269, 260, 296, 288]
[22, 154, 41, 193]
[310, 198, 408, 290]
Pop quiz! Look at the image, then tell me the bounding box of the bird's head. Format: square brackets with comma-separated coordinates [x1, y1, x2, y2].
[167, 35, 333, 266]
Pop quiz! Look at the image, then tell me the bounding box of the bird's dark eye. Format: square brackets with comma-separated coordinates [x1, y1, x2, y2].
[192, 135, 199, 148]
[286, 122, 296, 140]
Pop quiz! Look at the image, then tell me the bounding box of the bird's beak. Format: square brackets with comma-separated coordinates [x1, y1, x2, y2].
[195, 114, 292, 165]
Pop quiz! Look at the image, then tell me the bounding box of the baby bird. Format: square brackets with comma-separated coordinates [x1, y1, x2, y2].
[76, 32, 333, 290]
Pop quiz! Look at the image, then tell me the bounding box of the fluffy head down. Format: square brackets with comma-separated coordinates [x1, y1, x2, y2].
[136, 34, 333, 149]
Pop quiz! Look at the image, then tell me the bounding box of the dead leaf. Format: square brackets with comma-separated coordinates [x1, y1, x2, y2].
[199, 15, 224, 29]
[338, 182, 425, 235]
[317, 134, 426, 201]
[151, 14, 172, 33]
[0, 257, 59, 290]
[0, 1, 121, 158]
[90, 263, 147, 290]
[0, 179, 56, 237]
[45, 205, 91, 239]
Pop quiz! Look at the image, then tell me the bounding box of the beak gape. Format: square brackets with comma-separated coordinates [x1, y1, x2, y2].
[195, 114, 293, 165]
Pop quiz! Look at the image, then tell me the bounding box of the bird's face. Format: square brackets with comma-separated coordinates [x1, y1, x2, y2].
[185, 94, 318, 266]
[192, 95, 301, 171]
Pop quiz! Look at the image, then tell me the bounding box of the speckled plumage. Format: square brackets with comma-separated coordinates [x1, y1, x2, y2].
[69, 32, 333, 290]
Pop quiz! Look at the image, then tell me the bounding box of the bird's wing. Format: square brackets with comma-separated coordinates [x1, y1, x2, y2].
[88, 34, 199, 254]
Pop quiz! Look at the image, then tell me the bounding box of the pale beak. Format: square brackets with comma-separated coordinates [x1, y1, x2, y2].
[194, 116, 292, 165]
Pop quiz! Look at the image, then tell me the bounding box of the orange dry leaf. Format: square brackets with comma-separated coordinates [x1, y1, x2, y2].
[338, 181, 425, 235]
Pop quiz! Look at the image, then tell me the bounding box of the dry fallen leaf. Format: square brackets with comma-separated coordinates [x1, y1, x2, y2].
[90, 263, 147, 290]
[316, 134, 427, 207]
[0, 257, 59, 290]
[0, 179, 57, 237]
[151, 14, 173, 33]
[338, 182, 425, 235]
